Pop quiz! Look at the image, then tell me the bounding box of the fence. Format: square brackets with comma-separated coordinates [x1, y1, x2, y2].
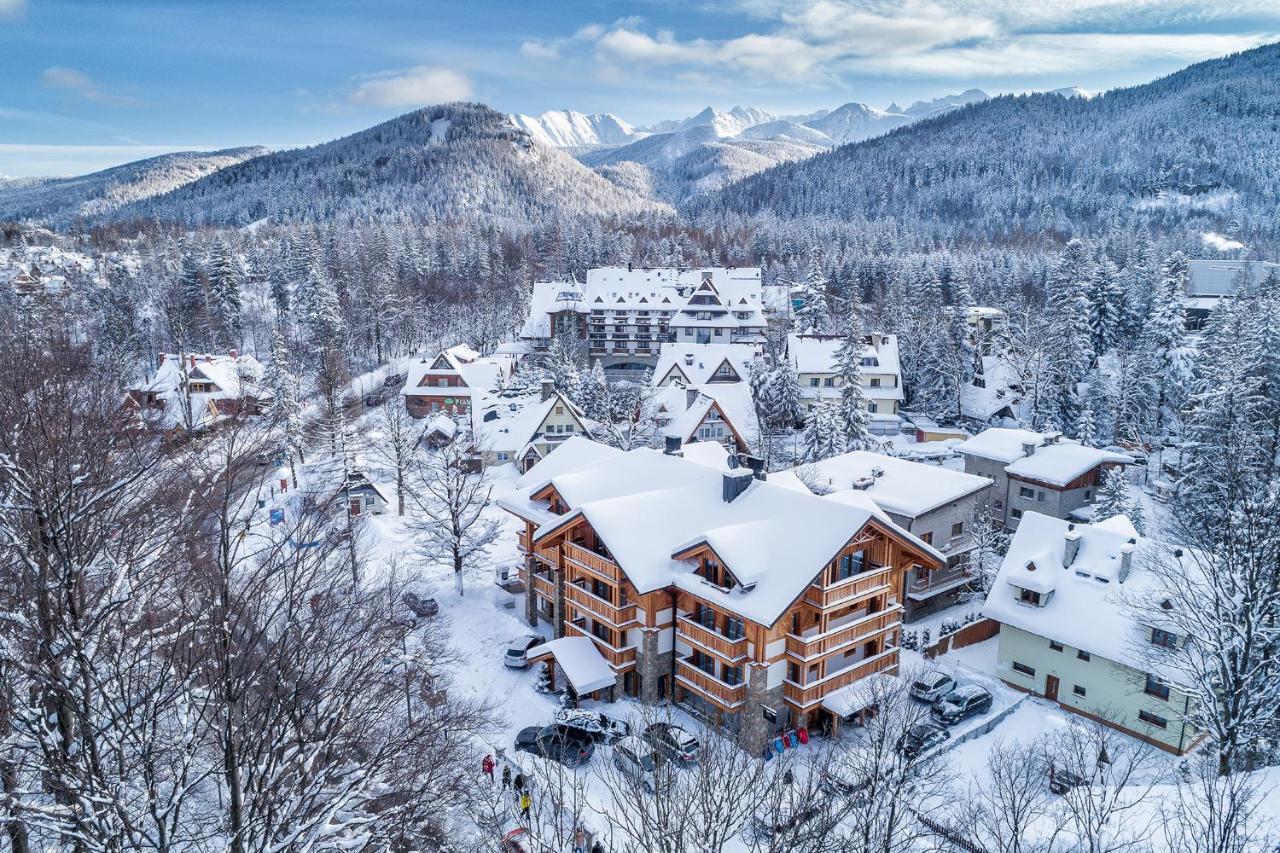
[923, 617, 1000, 659]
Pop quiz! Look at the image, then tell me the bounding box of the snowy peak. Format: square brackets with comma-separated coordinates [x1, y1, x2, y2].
[903, 88, 990, 118]
[676, 106, 777, 138]
[1047, 86, 1094, 99]
[510, 110, 641, 148]
[805, 101, 910, 144]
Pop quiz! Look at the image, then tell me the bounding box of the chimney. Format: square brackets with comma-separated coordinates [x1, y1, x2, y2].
[1063, 524, 1081, 567]
[722, 467, 753, 503]
[1021, 441, 1037, 457]
[743, 455, 766, 481]
[664, 435, 683, 456]
[684, 353, 694, 366]
[686, 388, 700, 410]
[188, 355, 197, 370]
[1118, 539, 1137, 582]
[540, 379, 555, 402]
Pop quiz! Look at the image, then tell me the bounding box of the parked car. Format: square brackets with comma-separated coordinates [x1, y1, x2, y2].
[751, 790, 833, 838]
[612, 736, 658, 791]
[931, 685, 993, 725]
[909, 670, 956, 703]
[643, 723, 699, 765]
[514, 724, 594, 767]
[897, 722, 951, 759]
[503, 635, 544, 669]
[363, 387, 391, 407]
[1048, 762, 1089, 795]
[553, 708, 631, 743]
[401, 592, 439, 618]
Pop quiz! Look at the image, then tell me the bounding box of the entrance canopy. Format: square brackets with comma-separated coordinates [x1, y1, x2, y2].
[527, 636, 617, 695]
[822, 672, 901, 719]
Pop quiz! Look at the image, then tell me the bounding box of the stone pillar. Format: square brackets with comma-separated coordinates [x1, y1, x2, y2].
[523, 553, 538, 628]
[737, 664, 772, 755]
[639, 629, 663, 704]
[552, 559, 567, 639]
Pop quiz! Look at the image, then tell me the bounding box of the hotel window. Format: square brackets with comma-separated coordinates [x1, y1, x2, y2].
[725, 617, 745, 641]
[809, 378, 820, 387]
[870, 377, 881, 388]
[690, 650, 716, 677]
[1073, 685, 1087, 697]
[1049, 641, 1064, 652]
[1019, 487, 1035, 499]
[1011, 508, 1024, 519]
[823, 377, 835, 387]
[1018, 588, 1042, 606]
[951, 521, 964, 537]
[1144, 674, 1171, 700]
[920, 532, 934, 545]
[723, 666, 743, 686]
[1150, 628, 1178, 649]
[1138, 710, 1168, 729]
[837, 550, 866, 580]
[787, 661, 800, 683]
[1012, 661, 1035, 677]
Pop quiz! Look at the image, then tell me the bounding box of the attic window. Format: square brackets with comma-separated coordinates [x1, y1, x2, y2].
[1160, 599, 1174, 611]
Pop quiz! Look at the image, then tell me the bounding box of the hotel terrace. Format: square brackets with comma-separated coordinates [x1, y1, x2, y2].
[498, 437, 944, 751]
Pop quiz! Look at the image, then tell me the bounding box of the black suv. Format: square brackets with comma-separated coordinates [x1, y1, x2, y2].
[931, 685, 993, 725]
[898, 722, 951, 759]
[514, 724, 595, 767]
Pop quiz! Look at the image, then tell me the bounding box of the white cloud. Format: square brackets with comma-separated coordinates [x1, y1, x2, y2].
[0, 0, 25, 17]
[347, 66, 473, 108]
[39, 66, 141, 106]
[520, 40, 560, 60]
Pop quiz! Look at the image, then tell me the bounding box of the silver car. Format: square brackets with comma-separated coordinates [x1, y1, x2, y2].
[909, 670, 956, 703]
[503, 634, 543, 669]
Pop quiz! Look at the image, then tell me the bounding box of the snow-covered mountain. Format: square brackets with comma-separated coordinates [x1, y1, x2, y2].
[102, 103, 668, 227]
[803, 102, 912, 145]
[509, 110, 642, 148]
[898, 88, 990, 119]
[1048, 86, 1095, 99]
[0, 147, 269, 224]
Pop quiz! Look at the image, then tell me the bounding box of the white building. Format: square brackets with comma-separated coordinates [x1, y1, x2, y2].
[650, 342, 761, 387]
[786, 333, 903, 432]
[519, 267, 769, 375]
[982, 512, 1200, 754]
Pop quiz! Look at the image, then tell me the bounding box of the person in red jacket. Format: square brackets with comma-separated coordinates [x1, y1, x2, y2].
[482, 753, 495, 782]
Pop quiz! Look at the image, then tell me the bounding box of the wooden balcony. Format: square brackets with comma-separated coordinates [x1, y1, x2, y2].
[785, 606, 901, 661]
[517, 529, 531, 551]
[533, 543, 559, 567]
[783, 648, 899, 710]
[565, 621, 637, 669]
[676, 613, 748, 662]
[906, 565, 975, 600]
[565, 582, 637, 627]
[803, 565, 895, 609]
[562, 541, 623, 584]
[675, 659, 746, 709]
[529, 572, 556, 602]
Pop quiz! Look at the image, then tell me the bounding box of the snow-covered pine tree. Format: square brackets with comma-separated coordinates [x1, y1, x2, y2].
[206, 239, 244, 347]
[1144, 251, 1193, 436]
[767, 363, 804, 430]
[792, 260, 831, 335]
[1086, 256, 1125, 356]
[802, 399, 843, 462]
[832, 325, 874, 451]
[576, 360, 608, 422]
[1093, 466, 1142, 530]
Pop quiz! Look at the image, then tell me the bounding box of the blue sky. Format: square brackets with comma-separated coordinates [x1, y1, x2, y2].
[1, 0, 1277, 177]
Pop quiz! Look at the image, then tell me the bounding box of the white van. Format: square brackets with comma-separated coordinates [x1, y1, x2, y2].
[612, 736, 658, 792]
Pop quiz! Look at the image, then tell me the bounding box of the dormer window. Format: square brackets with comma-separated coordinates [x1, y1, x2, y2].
[1018, 587, 1043, 607]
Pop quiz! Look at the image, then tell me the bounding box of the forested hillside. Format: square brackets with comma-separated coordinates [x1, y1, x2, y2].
[109, 103, 669, 227]
[698, 43, 1280, 246]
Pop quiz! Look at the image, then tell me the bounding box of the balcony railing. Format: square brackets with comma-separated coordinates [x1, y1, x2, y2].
[783, 648, 899, 710]
[785, 606, 901, 661]
[530, 572, 556, 601]
[565, 621, 637, 668]
[563, 541, 623, 584]
[906, 565, 975, 600]
[565, 581, 637, 627]
[675, 658, 746, 708]
[533, 544, 559, 568]
[676, 613, 748, 661]
[804, 565, 895, 609]
[517, 529, 531, 551]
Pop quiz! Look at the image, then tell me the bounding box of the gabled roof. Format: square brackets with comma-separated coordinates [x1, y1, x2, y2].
[470, 391, 587, 454]
[787, 332, 901, 376]
[779, 451, 992, 519]
[499, 448, 942, 626]
[651, 342, 760, 386]
[956, 428, 1132, 486]
[981, 512, 1180, 671]
[1185, 259, 1279, 298]
[128, 352, 268, 430]
[402, 345, 514, 397]
[657, 382, 760, 453]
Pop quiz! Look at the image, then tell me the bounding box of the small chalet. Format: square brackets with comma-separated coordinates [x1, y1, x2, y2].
[470, 383, 590, 472]
[334, 471, 390, 517]
[654, 382, 759, 456]
[401, 344, 516, 418]
[650, 342, 760, 387]
[126, 351, 270, 433]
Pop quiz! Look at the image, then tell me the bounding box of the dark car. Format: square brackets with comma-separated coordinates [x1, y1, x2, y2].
[514, 724, 594, 767]
[931, 685, 993, 726]
[402, 592, 439, 619]
[898, 722, 951, 759]
[643, 723, 699, 765]
[553, 708, 631, 744]
[1048, 762, 1088, 795]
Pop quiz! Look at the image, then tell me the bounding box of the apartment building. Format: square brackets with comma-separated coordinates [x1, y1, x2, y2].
[955, 428, 1132, 530]
[776, 451, 993, 620]
[519, 267, 769, 374]
[786, 332, 904, 432]
[982, 512, 1201, 754]
[498, 438, 944, 751]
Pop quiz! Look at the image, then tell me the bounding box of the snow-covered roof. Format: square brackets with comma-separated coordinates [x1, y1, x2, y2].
[128, 352, 268, 431]
[1185, 259, 1279, 298]
[402, 345, 514, 398]
[779, 451, 992, 519]
[651, 342, 760, 386]
[678, 440, 732, 472]
[521, 267, 766, 339]
[514, 435, 621, 489]
[822, 672, 902, 718]
[468, 391, 586, 455]
[658, 382, 760, 453]
[499, 448, 942, 626]
[981, 512, 1179, 671]
[787, 332, 900, 376]
[956, 428, 1132, 486]
[527, 636, 617, 694]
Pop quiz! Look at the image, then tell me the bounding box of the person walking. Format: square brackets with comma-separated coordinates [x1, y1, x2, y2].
[591, 840, 605, 853]
[519, 790, 532, 820]
[501, 764, 511, 789]
[481, 753, 495, 782]
[513, 772, 526, 794]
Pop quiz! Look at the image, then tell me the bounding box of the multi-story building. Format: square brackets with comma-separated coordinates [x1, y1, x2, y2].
[401, 344, 515, 419]
[654, 383, 760, 457]
[982, 512, 1201, 754]
[776, 451, 993, 620]
[519, 267, 769, 374]
[498, 438, 944, 751]
[1183, 259, 1280, 331]
[786, 332, 903, 432]
[955, 428, 1132, 530]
